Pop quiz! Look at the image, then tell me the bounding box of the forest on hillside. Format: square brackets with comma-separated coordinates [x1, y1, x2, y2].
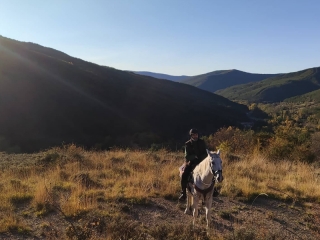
[203, 100, 320, 164]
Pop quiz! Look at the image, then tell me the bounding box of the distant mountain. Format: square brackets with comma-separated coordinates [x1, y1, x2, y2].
[132, 71, 190, 82]
[216, 67, 320, 103]
[181, 69, 279, 93]
[0, 36, 249, 152]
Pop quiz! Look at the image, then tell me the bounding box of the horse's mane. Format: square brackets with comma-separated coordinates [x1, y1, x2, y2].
[193, 151, 217, 176]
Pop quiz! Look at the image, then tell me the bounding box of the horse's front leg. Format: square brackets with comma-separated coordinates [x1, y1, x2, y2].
[205, 195, 213, 228]
[184, 190, 192, 215]
[192, 194, 199, 227]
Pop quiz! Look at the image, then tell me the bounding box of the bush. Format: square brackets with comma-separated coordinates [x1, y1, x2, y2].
[10, 194, 33, 205]
[265, 125, 314, 162]
[206, 127, 256, 154]
[310, 132, 320, 161]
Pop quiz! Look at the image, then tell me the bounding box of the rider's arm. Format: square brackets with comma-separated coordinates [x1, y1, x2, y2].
[198, 140, 209, 161]
[185, 143, 197, 162]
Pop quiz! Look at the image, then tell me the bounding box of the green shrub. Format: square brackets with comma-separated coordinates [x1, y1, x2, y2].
[10, 194, 33, 205]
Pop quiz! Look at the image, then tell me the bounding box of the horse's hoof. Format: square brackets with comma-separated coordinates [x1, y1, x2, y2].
[184, 209, 191, 215]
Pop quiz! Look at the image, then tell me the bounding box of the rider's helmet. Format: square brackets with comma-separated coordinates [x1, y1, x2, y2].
[189, 128, 198, 135]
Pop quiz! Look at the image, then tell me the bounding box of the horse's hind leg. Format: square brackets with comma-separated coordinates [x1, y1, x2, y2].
[184, 191, 192, 215]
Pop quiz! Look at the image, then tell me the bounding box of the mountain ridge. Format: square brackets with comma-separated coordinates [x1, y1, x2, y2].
[181, 69, 280, 93]
[216, 67, 320, 102]
[132, 71, 190, 82]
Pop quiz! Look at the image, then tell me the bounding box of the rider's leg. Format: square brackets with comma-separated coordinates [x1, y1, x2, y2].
[180, 164, 193, 200]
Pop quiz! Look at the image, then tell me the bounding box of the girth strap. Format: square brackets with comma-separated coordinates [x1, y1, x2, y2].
[194, 183, 214, 199]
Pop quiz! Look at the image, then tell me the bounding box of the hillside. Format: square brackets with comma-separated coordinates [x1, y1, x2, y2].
[216, 67, 320, 103]
[0, 36, 248, 152]
[181, 69, 278, 92]
[132, 71, 190, 82]
[285, 88, 320, 103]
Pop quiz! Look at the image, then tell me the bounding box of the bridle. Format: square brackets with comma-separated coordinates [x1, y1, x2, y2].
[210, 156, 223, 182]
[215, 170, 223, 182]
[210, 158, 221, 172]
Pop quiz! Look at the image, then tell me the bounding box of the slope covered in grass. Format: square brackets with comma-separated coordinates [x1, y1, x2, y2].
[285, 88, 320, 103]
[0, 36, 248, 152]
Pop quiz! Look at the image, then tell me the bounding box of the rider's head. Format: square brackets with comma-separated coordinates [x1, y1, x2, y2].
[189, 128, 199, 141]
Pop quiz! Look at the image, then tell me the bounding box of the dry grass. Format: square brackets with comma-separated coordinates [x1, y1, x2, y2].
[0, 144, 320, 238]
[222, 152, 320, 202]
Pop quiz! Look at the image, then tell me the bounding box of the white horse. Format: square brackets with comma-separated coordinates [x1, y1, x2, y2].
[184, 149, 223, 228]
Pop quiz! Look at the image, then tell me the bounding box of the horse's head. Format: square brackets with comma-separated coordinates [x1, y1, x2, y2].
[207, 149, 224, 183]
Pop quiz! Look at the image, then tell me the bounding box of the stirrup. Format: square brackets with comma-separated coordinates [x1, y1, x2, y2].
[179, 193, 186, 201]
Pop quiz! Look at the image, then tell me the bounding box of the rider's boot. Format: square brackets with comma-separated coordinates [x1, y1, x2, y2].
[179, 190, 186, 201]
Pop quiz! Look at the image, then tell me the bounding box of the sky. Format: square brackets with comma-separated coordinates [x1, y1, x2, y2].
[1, 0, 320, 76]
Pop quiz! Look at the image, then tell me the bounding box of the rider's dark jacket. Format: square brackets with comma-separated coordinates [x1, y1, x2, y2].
[185, 138, 207, 165]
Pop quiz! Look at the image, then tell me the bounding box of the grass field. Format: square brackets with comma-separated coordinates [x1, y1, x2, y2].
[0, 144, 320, 239]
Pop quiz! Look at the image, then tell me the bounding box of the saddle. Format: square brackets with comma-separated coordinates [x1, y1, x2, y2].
[179, 164, 194, 180]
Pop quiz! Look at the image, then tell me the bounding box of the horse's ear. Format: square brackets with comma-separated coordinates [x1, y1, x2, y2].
[206, 149, 210, 155]
[217, 149, 220, 155]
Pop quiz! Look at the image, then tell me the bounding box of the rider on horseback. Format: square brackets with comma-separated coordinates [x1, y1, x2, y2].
[179, 128, 208, 201]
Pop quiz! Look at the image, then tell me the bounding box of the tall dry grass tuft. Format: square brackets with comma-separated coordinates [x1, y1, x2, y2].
[0, 211, 30, 233]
